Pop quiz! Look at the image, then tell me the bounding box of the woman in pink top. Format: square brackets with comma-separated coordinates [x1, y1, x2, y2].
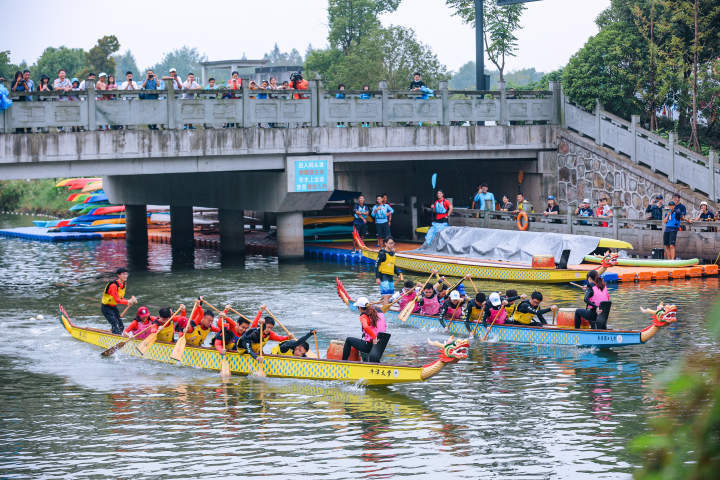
[342, 297, 389, 361]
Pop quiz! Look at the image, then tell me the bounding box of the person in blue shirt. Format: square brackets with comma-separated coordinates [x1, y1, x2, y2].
[663, 201, 684, 260]
[645, 195, 664, 221]
[352, 195, 369, 251]
[575, 198, 593, 225]
[471, 183, 496, 211]
[371, 194, 393, 249]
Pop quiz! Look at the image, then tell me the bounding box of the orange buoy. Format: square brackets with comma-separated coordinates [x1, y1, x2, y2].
[555, 308, 589, 329]
[516, 211, 529, 231]
[532, 255, 555, 269]
[326, 339, 359, 361]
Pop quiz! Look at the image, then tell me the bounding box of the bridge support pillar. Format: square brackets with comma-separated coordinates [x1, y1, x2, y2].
[170, 206, 194, 250]
[219, 208, 245, 256]
[277, 212, 304, 261]
[126, 204, 148, 270]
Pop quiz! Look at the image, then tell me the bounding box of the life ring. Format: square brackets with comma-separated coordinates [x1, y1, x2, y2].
[516, 211, 529, 231]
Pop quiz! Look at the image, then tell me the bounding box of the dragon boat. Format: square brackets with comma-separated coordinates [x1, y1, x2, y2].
[353, 230, 596, 284]
[336, 279, 676, 349]
[58, 305, 467, 385]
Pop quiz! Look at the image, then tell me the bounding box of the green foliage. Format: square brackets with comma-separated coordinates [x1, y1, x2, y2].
[147, 46, 207, 78]
[0, 50, 22, 82]
[327, 0, 401, 53]
[307, 25, 448, 90]
[563, 24, 645, 118]
[445, 0, 526, 81]
[630, 303, 720, 479]
[77, 35, 120, 78]
[263, 44, 303, 67]
[0, 180, 69, 216]
[113, 51, 140, 79]
[450, 62, 549, 90]
[33, 46, 86, 81]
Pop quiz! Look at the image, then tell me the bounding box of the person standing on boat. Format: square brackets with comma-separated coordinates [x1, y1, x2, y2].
[101, 267, 137, 334]
[342, 297, 388, 361]
[376, 237, 404, 304]
[425, 190, 453, 246]
[574, 270, 611, 329]
[513, 292, 556, 326]
[371, 194, 394, 249]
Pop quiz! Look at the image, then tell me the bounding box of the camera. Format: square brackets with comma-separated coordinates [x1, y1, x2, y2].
[290, 72, 303, 82]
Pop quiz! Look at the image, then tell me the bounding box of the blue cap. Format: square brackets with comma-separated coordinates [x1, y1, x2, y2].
[548, 195, 555, 200]
[457, 284, 466, 295]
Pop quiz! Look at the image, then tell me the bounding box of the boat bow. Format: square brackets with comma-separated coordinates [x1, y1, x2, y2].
[420, 337, 469, 380]
[639, 302, 678, 343]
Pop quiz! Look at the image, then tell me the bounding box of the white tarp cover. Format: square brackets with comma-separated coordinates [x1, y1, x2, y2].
[414, 226, 600, 266]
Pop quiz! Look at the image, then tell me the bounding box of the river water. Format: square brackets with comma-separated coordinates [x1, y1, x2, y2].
[1, 213, 717, 479]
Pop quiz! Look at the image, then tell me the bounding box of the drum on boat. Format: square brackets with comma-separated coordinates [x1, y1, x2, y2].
[555, 307, 590, 329]
[326, 339, 360, 361]
[531, 255, 555, 269]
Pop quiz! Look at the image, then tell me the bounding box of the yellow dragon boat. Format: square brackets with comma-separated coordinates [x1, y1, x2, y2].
[58, 306, 467, 385]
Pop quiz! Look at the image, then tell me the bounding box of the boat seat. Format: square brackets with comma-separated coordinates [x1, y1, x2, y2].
[361, 332, 391, 363]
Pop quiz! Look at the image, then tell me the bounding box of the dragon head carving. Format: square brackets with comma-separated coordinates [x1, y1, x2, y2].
[641, 302, 677, 327]
[427, 336, 469, 363]
[600, 252, 619, 268]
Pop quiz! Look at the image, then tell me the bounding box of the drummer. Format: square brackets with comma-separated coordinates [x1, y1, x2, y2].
[574, 270, 610, 329]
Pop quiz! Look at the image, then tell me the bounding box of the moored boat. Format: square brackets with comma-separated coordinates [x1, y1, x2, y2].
[336, 279, 676, 349]
[583, 255, 699, 268]
[58, 306, 467, 385]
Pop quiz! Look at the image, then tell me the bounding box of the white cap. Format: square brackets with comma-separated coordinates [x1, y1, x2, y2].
[353, 297, 369, 308]
[449, 290, 461, 300]
[489, 292, 502, 307]
[169, 68, 177, 73]
[700, 201, 708, 206]
[98, 72, 107, 77]
[582, 198, 590, 204]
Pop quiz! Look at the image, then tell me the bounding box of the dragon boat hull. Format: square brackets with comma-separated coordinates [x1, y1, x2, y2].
[361, 249, 587, 284]
[336, 279, 676, 349]
[58, 306, 459, 385]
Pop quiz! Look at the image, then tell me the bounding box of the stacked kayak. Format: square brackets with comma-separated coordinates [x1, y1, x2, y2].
[304, 215, 360, 243]
[583, 255, 700, 268]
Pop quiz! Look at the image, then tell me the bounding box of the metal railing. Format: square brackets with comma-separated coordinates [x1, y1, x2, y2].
[1, 80, 562, 132]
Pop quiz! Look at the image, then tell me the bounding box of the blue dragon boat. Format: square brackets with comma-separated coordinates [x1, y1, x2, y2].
[336, 279, 676, 349]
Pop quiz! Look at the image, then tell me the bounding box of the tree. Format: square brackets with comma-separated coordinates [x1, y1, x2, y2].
[148, 46, 207, 78]
[563, 25, 646, 118]
[113, 50, 140, 79]
[445, 0, 526, 82]
[327, 0, 402, 54]
[0, 51, 21, 82]
[263, 44, 303, 66]
[631, 0, 667, 131]
[76, 35, 120, 79]
[33, 46, 86, 81]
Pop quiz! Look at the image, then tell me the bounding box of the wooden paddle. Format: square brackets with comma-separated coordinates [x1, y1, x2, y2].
[468, 276, 479, 294]
[443, 297, 465, 331]
[256, 322, 266, 377]
[219, 313, 231, 379]
[170, 300, 200, 362]
[381, 294, 404, 313]
[120, 302, 135, 318]
[227, 306, 251, 323]
[313, 331, 320, 359]
[569, 282, 586, 290]
[101, 320, 153, 357]
[482, 306, 506, 342]
[399, 271, 436, 322]
[136, 306, 182, 356]
[262, 307, 296, 340]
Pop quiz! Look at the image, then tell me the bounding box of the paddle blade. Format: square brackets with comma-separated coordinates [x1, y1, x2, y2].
[136, 333, 157, 356]
[101, 339, 129, 357]
[399, 298, 417, 322]
[220, 357, 231, 379]
[431, 173, 437, 189]
[170, 335, 187, 362]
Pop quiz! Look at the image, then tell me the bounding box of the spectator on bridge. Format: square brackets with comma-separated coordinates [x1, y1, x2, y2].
[168, 68, 183, 91]
[281, 80, 290, 89]
[575, 198, 593, 226]
[53, 69, 72, 101]
[360, 84, 371, 99]
[227, 71, 242, 95]
[120, 71, 139, 91]
[140, 70, 159, 99]
[472, 183, 496, 211]
[514, 193, 531, 213]
[500, 195, 513, 211]
[182, 73, 200, 99]
[663, 201, 684, 260]
[543, 196, 560, 216]
[290, 72, 308, 99]
[671, 193, 687, 223]
[595, 197, 613, 227]
[79, 73, 96, 91]
[269, 77, 278, 90]
[409, 72, 425, 92]
[95, 73, 107, 92]
[646, 195, 664, 221]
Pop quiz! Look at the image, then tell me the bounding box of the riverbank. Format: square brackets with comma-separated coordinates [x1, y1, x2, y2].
[0, 179, 69, 217]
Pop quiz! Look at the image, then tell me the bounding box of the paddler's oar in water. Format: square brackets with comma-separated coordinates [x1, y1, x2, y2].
[381, 294, 404, 313]
[482, 306, 505, 342]
[399, 271, 436, 322]
[170, 299, 200, 362]
[136, 305, 183, 356]
[101, 321, 153, 357]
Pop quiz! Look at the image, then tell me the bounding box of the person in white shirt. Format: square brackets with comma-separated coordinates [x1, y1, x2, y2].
[168, 68, 183, 91]
[181, 73, 200, 99]
[120, 71, 139, 91]
[79, 73, 96, 90]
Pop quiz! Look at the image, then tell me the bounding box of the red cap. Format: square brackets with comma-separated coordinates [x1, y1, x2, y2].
[137, 306, 149, 317]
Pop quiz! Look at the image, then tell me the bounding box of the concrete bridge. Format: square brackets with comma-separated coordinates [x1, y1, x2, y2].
[1, 81, 717, 262]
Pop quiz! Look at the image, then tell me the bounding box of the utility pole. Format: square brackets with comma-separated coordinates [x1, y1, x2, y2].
[475, 0, 485, 90]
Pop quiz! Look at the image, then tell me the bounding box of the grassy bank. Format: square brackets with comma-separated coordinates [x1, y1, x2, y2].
[0, 179, 70, 217]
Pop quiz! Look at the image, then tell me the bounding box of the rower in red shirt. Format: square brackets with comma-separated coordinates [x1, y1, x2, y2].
[178, 300, 221, 347]
[122, 306, 155, 340]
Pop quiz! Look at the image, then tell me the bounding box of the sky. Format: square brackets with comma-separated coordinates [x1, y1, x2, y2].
[1, 0, 610, 74]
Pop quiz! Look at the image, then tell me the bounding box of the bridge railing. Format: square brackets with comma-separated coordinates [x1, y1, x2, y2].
[1, 80, 561, 132]
[563, 98, 719, 202]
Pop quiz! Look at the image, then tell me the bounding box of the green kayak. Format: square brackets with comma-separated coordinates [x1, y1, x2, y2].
[583, 255, 699, 268]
